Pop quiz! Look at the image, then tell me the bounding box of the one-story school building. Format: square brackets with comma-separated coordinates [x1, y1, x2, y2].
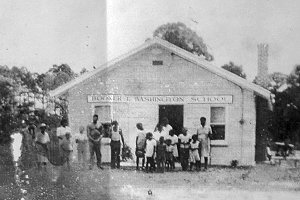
[50, 38, 271, 166]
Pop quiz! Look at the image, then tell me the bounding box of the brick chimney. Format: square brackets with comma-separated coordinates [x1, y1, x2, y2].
[255, 44, 270, 88]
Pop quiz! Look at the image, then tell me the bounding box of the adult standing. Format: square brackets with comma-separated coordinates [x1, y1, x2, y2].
[35, 123, 50, 171]
[27, 111, 39, 139]
[20, 120, 37, 169]
[153, 117, 173, 142]
[56, 119, 71, 141]
[110, 121, 125, 169]
[87, 114, 103, 170]
[74, 126, 88, 169]
[56, 118, 71, 164]
[160, 117, 173, 139]
[100, 123, 112, 163]
[197, 117, 212, 171]
[136, 123, 146, 170]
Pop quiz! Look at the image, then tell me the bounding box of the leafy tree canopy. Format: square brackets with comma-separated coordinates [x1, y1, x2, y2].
[0, 65, 38, 93]
[221, 61, 246, 79]
[80, 67, 89, 75]
[268, 72, 288, 91]
[153, 22, 213, 61]
[36, 64, 77, 91]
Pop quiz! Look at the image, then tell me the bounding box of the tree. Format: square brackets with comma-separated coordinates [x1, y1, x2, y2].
[270, 65, 300, 147]
[80, 67, 89, 75]
[0, 75, 19, 143]
[153, 22, 213, 61]
[268, 72, 288, 91]
[35, 64, 77, 121]
[49, 64, 76, 79]
[37, 64, 77, 91]
[221, 62, 246, 79]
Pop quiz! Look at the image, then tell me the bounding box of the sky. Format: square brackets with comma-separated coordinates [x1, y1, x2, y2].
[1, 0, 300, 80]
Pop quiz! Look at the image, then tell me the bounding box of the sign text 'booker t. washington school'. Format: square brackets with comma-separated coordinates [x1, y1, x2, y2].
[87, 95, 233, 104]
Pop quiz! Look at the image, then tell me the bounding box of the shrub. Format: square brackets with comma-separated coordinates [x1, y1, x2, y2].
[230, 160, 239, 168]
[121, 145, 133, 161]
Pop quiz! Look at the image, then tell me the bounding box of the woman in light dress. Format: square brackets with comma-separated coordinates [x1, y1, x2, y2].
[75, 126, 88, 168]
[197, 117, 212, 171]
[101, 123, 112, 163]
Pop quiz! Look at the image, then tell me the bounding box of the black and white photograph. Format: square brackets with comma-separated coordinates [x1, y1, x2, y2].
[0, 0, 300, 199]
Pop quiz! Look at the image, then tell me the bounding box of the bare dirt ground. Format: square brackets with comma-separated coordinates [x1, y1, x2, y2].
[1, 144, 300, 200]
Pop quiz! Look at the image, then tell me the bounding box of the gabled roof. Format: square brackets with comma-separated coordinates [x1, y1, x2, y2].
[49, 37, 271, 100]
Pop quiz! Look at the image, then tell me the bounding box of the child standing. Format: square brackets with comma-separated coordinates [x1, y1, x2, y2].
[190, 134, 201, 171]
[168, 130, 179, 163]
[75, 126, 88, 169]
[266, 143, 272, 161]
[178, 127, 191, 171]
[145, 132, 156, 173]
[136, 123, 146, 170]
[156, 136, 166, 173]
[165, 139, 174, 171]
[61, 132, 73, 170]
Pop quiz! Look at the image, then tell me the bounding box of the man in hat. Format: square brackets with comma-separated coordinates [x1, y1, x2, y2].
[35, 123, 50, 170]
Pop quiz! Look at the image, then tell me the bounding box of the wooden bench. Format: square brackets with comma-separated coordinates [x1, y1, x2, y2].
[273, 156, 300, 167]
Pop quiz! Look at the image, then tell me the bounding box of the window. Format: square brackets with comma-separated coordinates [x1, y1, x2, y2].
[210, 107, 225, 140]
[152, 60, 163, 65]
[94, 105, 111, 122]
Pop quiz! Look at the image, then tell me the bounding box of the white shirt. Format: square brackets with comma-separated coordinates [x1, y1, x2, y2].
[161, 124, 173, 137]
[35, 132, 50, 144]
[57, 126, 72, 137]
[190, 141, 200, 150]
[178, 134, 191, 148]
[197, 125, 212, 141]
[145, 139, 156, 157]
[111, 128, 121, 141]
[266, 147, 271, 155]
[167, 135, 178, 145]
[153, 131, 161, 142]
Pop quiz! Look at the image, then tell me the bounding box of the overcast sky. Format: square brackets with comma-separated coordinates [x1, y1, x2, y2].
[1, 0, 300, 80]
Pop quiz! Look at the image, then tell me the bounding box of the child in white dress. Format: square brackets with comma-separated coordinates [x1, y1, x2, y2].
[190, 134, 201, 171]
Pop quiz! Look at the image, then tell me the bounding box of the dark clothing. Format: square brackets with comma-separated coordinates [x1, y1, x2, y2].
[180, 148, 190, 171]
[110, 140, 121, 168]
[165, 151, 174, 170]
[146, 157, 155, 172]
[156, 143, 166, 173]
[200, 156, 208, 170]
[156, 143, 166, 161]
[89, 141, 102, 168]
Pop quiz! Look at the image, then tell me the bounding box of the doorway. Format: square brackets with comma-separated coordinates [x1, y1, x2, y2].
[159, 105, 184, 135]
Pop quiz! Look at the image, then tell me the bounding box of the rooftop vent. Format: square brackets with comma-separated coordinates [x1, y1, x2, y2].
[152, 60, 163, 65]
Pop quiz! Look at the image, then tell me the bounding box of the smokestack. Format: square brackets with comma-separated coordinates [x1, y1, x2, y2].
[256, 43, 269, 88]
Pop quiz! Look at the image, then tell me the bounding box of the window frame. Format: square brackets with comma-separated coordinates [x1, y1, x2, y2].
[93, 104, 112, 123]
[209, 105, 228, 146]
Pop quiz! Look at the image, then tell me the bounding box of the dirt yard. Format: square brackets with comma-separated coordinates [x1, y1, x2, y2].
[1, 143, 300, 200]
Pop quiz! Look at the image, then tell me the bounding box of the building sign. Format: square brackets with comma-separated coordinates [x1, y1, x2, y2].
[87, 95, 233, 104]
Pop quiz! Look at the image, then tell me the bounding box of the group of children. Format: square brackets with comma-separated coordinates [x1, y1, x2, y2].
[136, 122, 208, 173]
